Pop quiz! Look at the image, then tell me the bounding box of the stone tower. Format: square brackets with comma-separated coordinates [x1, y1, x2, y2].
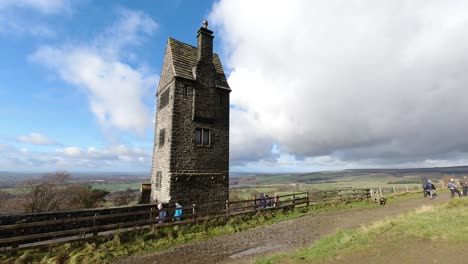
[150, 21, 231, 209]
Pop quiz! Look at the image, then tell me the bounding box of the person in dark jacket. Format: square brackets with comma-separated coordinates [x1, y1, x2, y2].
[157, 203, 167, 224]
[258, 193, 265, 208]
[459, 176, 468, 197]
[426, 180, 437, 199]
[421, 177, 428, 198]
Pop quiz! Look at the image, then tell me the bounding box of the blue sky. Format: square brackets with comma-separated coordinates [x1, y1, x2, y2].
[3, 0, 468, 173]
[0, 0, 220, 172]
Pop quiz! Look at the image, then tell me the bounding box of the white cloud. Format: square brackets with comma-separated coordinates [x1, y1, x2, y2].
[211, 0, 468, 167]
[0, 143, 151, 171]
[17, 132, 57, 145]
[0, 15, 55, 37]
[31, 8, 158, 135]
[0, 0, 70, 14]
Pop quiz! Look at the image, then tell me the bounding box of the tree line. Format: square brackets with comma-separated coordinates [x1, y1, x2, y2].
[0, 171, 137, 214]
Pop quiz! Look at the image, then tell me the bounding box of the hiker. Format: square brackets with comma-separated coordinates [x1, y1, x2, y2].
[426, 180, 437, 199]
[448, 178, 462, 198]
[157, 203, 167, 224]
[265, 194, 271, 207]
[174, 202, 183, 221]
[421, 177, 428, 198]
[459, 176, 468, 197]
[273, 194, 280, 207]
[258, 193, 265, 208]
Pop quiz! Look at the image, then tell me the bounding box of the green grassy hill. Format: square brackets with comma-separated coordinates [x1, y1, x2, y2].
[258, 197, 468, 264]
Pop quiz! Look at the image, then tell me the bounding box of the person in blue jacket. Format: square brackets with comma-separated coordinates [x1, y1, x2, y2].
[174, 202, 183, 221]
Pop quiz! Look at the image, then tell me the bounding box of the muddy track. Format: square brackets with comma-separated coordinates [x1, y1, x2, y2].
[116, 195, 449, 264]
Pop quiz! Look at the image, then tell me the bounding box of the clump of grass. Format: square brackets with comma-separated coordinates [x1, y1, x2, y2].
[258, 198, 468, 264]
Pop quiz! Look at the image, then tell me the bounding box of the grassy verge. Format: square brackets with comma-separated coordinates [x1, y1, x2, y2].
[258, 197, 468, 264]
[2, 201, 381, 263]
[1, 192, 421, 264]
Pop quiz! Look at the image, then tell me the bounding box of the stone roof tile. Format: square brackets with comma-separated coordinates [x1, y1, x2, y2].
[168, 38, 230, 90]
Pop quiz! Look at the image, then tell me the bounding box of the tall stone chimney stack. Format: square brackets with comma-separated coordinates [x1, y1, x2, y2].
[197, 20, 213, 63]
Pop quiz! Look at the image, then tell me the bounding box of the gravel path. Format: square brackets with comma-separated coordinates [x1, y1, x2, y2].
[116, 195, 449, 264]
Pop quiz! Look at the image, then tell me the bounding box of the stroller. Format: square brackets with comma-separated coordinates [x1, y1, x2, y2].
[426, 180, 437, 199]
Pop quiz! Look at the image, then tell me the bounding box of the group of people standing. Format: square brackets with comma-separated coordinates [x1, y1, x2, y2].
[422, 176, 468, 199]
[448, 176, 468, 198]
[257, 193, 280, 208]
[156, 202, 183, 224]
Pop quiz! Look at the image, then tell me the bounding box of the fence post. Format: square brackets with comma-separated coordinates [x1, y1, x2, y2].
[338, 190, 342, 201]
[292, 193, 296, 208]
[192, 204, 196, 220]
[226, 199, 230, 217]
[393, 187, 397, 194]
[253, 196, 257, 212]
[150, 207, 154, 221]
[379, 187, 383, 198]
[306, 191, 309, 207]
[370, 189, 373, 199]
[405, 185, 409, 192]
[93, 213, 98, 236]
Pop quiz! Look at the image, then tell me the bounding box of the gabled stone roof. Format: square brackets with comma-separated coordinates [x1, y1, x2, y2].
[168, 37, 230, 90]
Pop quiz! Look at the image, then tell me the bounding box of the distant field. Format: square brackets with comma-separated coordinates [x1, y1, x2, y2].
[1, 168, 459, 202]
[90, 182, 142, 192]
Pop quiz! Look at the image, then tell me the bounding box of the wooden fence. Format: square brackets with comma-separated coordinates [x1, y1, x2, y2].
[0, 189, 375, 251]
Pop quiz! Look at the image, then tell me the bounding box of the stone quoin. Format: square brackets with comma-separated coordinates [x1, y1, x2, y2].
[150, 20, 231, 210]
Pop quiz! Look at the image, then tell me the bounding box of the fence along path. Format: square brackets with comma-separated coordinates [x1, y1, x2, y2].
[0, 189, 374, 251]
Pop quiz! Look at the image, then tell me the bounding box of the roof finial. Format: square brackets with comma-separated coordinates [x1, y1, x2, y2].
[202, 20, 208, 29]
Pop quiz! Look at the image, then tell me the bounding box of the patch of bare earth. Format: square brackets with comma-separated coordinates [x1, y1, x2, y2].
[115, 195, 450, 264]
[326, 238, 468, 264]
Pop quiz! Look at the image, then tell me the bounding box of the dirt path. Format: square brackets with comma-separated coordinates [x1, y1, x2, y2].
[116, 195, 450, 264]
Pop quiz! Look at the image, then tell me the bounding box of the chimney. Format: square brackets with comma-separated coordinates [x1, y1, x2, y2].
[197, 20, 214, 63]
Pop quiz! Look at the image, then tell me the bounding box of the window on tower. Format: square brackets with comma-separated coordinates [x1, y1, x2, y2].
[155, 171, 162, 188]
[195, 128, 210, 146]
[159, 129, 165, 147]
[159, 89, 170, 109]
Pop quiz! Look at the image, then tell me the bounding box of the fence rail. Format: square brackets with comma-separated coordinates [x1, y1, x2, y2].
[0, 188, 379, 251]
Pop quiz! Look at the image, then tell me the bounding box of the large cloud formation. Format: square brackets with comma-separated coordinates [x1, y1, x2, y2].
[211, 0, 468, 168]
[31, 8, 158, 135]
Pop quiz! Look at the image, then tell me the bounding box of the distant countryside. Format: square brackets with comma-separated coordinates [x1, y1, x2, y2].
[1, 166, 467, 214]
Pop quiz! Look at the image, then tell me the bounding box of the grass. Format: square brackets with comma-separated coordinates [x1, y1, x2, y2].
[258, 197, 468, 264]
[1, 196, 396, 264]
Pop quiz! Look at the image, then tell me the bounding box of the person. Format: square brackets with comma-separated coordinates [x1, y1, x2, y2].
[174, 202, 183, 221]
[448, 178, 462, 198]
[421, 177, 428, 198]
[157, 203, 167, 224]
[426, 180, 437, 199]
[258, 193, 265, 208]
[265, 194, 271, 207]
[273, 194, 280, 207]
[459, 176, 468, 197]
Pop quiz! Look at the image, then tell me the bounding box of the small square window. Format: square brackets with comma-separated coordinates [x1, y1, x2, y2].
[195, 128, 210, 146]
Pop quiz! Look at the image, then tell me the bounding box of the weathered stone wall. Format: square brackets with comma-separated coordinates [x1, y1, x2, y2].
[151, 27, 230, 211]
[169, 76, 229, 208]
[151, 44, 175, 203]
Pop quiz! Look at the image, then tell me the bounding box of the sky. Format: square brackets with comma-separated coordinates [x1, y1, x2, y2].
[2, 0, 468, 173]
